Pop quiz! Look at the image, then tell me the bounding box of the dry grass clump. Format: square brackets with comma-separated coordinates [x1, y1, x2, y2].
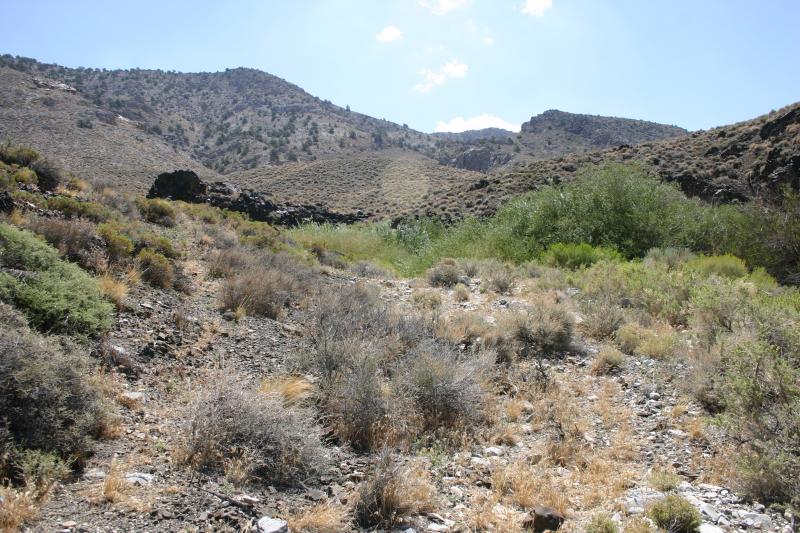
[581, 300, 626, 339]
[260, 375, 314, 406]
[649, 468, 681, 492]
[219, 267, 303, 319]
[491, 462, 571, 513]
[483, 260, 517, 294]
[355, 454, 436, 528]
[615, 322, 679, 358]
[98, 273, 129, 310]
[0, 485, 37, 532]
[591, 345, 626, 375]
[454, 282, 470, 302]
[288, 501, 351, 533]
[412, 289, 442, 310]
[507, 299, 575, 357]
[179, 372, 326, 486]
[427, 258, 461, 288]
[207, 246, 254, 278]
[402, 340, 491, 429]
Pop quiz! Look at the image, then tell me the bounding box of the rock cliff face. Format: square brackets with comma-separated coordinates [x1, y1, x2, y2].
[147, 170, 370, 226]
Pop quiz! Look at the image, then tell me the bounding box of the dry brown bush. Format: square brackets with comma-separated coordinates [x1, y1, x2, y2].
[219, 267, 303, 319]
[180, 372, 326, 485]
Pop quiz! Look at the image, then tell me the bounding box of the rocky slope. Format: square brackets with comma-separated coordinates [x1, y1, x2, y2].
[417, 102, 800, 221]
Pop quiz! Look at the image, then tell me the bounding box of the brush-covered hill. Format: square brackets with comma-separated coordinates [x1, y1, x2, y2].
[435, 110, 687, 172]
[417, 102, 800, 220]
[0, 55, 446, 176]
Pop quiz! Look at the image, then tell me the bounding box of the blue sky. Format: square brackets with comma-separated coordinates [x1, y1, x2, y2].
[1, 0, 798, 132]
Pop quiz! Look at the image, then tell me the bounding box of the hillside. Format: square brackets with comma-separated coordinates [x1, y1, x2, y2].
[0, 55, 689, 186]
[417, 102, 800, 221]
[438, 110, 687, 172]
[0, 55, 445, 175]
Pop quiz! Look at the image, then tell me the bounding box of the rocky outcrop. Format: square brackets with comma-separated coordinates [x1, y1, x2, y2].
[451, 146, 512, 172]
[147, 171, 370, 227]
[147, 170, 208, 202]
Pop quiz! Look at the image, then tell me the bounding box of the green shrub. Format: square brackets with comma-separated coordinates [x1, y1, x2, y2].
[0, 143, 40, 167]
[97, 222, 134, 261]
[137, 249, 174, 289]
[648, 495, 701, 533]
[542, 243, 621, 269]
[645, 247, 695, 270]
[586, 515, 620, 533]
[0, 224, 112, 336]
[11, 167, 37, 185]
[46, 196, 115, 222]
[684, 254, 748, 279]
[136, 197, 177, 226]
[0, 304, 112, 462]
[138, 231, 180, 258]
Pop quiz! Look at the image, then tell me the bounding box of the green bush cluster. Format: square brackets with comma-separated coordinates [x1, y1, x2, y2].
[135, 197, 177, 226]
[0, 223, 112, 337]
[137, 248, 175, 289]
[0, 304, 112, 464]
[542, 242, 621, 269]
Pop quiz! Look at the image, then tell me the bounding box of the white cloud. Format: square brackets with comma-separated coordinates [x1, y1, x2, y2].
[413, 60, 468, 93]
[435, 113, 519, 133]
[521, 0, 552, 17]
[419, 0, 468, 15]
[376, 26, 403, 43]
[482, 36, 494, 46]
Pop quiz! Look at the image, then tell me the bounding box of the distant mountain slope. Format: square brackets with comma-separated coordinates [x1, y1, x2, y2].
[0, 66, 217, 191]
[432, 128, 516, 142]
[437, 110, 687, 171]
[0, 55, 445, 175]
[417, 103, 800, 221]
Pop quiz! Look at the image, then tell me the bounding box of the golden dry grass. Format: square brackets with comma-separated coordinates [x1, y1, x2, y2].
[288, 501, 351, 532]
[98, 273, 129, 310]
[0, 486, 37, 533]
[260, 376, 314, 406]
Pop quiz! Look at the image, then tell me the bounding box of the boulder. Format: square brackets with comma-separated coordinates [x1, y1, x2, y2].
[147, 170, 207, 202]
[523, 506, 565, 532]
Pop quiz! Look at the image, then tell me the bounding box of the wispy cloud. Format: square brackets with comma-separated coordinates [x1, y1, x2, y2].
[376, 26, 403, 43]
[413, 60, 468, 93]
[521, 0, 553, 17]
[435, 113, 518, 132]
[482, 36, 495, 46]
[419, 0, 468, 15]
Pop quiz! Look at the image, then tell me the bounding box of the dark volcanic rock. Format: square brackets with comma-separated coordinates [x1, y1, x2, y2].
[452, 146, 511, 172]
[0, 192, 14, 213]
[147, 173, 370, 227]
[523, 506, 565, 532]
[147, 170, 208, 202]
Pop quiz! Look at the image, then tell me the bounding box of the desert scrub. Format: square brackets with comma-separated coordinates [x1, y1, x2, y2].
[648, 495, 701, 533]
[591, 345, 625, 375]
[427, 258, 461, 287]
[481, 259, 516, 294]
[181, 372, 326, 485]
[135, 197, 177, 226]
[508, 298, 575, 356]
[586, 515, 620, 533]
[97, 222, 134, 261]
[355, 453, 436, 528]
[0, 223, 112, 336]
[137, 248, 175, 289]
[684, 254, 748, 279]
[219, 267, 305, 319]
[402, 341, 490, 428]
[46, 196, 116, 223]
[0, 304, 113, 463]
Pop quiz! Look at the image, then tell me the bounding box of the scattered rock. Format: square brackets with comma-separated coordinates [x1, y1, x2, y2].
[124, 472, 155, 486]
[257, 516, 289, 533]
[523, 506, 565, 532]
